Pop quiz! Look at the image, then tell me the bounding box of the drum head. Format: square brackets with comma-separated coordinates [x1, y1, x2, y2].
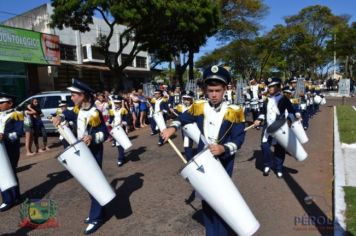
[266, 118, 287, 133]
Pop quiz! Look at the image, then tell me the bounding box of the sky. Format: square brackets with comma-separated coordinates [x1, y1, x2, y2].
[1, 0, 355, 61]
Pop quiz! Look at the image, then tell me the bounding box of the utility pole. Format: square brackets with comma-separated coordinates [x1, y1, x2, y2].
[333, 33, 336, 79]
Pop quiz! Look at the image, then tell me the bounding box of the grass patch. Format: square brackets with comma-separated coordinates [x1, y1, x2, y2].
[337, 105, 356, 144]
[344, 186, 356, 235]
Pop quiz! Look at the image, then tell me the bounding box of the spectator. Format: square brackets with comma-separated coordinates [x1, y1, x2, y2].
[129, 90, 140, 129]
[95, 92, 110, 122]
[28, 98, 49, 153]
[137, 88, 148, 128]
[23, 103, 35, 156]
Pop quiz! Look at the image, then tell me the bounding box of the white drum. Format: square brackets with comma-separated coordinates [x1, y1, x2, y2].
[0, 142, 18, 191]
[182, 123, 201, 144]
[290, 120, 309, 144]
[59, 124, 77, 144]
[57, 141, 116, 206]
[250, 101, 259, 110]
[258, 99, 264, 108]
[321, 96, 326, 105]
[314, 95, 322, 104]
[153, 112, 167, 131]
[267, 119, 308, 162]
[110, 125, 132, 150]
[300, 103, 307, 110]
[180, 149, 260, 236]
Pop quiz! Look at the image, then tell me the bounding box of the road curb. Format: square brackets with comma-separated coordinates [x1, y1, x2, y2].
[334, 106, 347, 235]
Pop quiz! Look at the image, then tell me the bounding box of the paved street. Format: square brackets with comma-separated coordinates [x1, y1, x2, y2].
[0, 96, 355, 235]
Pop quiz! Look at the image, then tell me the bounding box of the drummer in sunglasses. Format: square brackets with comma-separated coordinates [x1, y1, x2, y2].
[161, 65, 246, 236]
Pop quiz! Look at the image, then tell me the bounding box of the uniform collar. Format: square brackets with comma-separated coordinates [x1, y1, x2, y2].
[208, 101, 224, 112]
[81, 102, 93, 111]
[268, 92, 281, 98]
[3, 108, 14, 114]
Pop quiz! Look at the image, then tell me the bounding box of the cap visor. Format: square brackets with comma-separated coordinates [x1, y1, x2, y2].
[67, 86, 84, 93]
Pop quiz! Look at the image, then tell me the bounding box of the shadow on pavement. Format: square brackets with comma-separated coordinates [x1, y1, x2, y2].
[16, 163, 37, 173]
[283, 167, 333, 235]
[2, 170, 72, 236]
[192, 209, 204, 227]
[104, 172, 144, 222]
[247, 150, 264, 171]
[129, 135, 139, 141]
[126, 146, 146, 163]
[22, 170, 72, 200]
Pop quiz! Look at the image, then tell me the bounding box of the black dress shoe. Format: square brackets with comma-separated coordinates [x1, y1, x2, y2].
[84, 221, 102, 235]
[0, 202, 14, 212]
[84, 217, 90, 224]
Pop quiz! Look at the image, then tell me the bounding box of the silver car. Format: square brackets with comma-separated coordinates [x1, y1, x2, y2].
[17, 91, 74, 133]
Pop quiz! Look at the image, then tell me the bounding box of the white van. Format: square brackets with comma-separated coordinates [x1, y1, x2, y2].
[17, 91, 74, 133]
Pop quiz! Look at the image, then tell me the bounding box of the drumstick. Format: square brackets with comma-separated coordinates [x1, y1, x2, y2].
[244, 124, 255, 132]
[167, 139, 188, 164]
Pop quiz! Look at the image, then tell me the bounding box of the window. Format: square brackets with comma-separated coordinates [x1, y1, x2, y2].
[60, 44, 77, 61]
[92, 46, 105, 60]
[121, 54, 133, 67]
[136, 56, 147, 68]
[43, 96, 61, 109]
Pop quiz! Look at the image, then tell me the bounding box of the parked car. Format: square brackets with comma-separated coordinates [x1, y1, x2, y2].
[17, 91, 74, 133]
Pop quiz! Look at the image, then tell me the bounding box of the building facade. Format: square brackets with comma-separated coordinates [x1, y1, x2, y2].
[1, 3, 152, 98]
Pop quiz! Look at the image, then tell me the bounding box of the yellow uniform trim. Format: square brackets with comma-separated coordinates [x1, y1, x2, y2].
[108, 109, 115, 116]
[73, 106, 80, 114]
[176, 104, 183, 113]
[188, 101, 205, 116]
[150, 98, 156, 104]
[11, 111, 24, 121]
[223, 105, 245, 123]
[121, 108, 128, 115]
[88, 110, 101, 127]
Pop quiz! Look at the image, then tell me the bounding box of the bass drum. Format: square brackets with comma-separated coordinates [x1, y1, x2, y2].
[57, 140, 116, 206]
[180, 149, 260, 235]
[267, 119, 308, 161]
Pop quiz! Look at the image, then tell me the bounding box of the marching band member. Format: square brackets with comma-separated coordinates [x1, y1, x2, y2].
[253, 78, 300, 178]
[52, 79, 108, 234]
[248, 78, 262, 129]
[161, 65, 246, 236]
[174, 90, 195, 160]
[225, 83, 234, 104]
[300, 91, 309, 130]
[149, 89, 169, 146]
[108, 95, 129, 167]
[0, 93, 23, 212]
[52, 100, 75, 148]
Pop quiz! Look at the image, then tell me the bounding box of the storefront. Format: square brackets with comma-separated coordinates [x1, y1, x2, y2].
[0, 25, 60, 103]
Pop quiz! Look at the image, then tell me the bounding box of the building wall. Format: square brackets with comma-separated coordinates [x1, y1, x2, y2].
[1, 3, 152, 93]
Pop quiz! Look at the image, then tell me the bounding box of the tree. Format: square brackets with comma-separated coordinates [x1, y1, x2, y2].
[284, 5, 348, 78]
[50, 0, 219, 90]
[327, 22, 356, 78]
[149, 0, 220, 85]
[217, 0, 268, 41]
